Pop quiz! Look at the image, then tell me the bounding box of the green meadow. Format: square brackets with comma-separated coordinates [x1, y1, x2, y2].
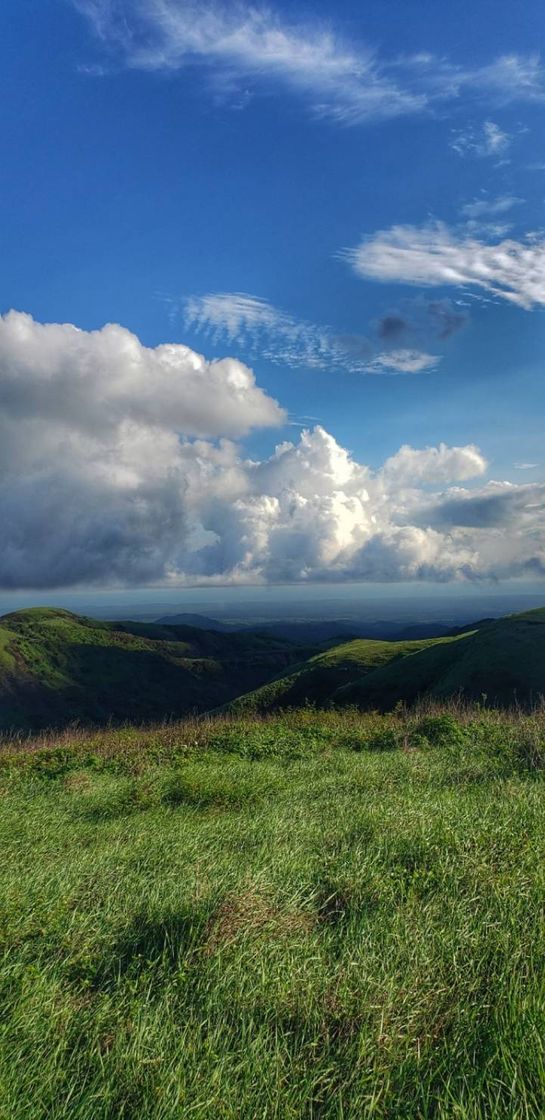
[1, 707, 545, 1118]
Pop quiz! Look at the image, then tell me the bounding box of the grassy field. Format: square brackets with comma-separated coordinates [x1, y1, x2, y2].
[1, 707, 545, 1117]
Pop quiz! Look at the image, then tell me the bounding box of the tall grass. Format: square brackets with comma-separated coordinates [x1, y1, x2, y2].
[1, 706, 545, 1117]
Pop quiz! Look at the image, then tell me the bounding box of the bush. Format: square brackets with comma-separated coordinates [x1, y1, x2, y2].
[413, 713, 468, 749]
[367, 726, 401, 752]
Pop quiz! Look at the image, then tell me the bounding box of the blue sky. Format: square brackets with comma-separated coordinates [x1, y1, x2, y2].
[1, 0, 545, 595]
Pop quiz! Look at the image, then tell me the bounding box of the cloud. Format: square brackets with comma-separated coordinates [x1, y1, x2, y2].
[189, 435, 545, 585]
[184, 292, 348, 370]
[364, 350, 440, 374]
[73, 3, 545, 125]
[461, 55, 545, 103]
[460, 194, 522, 220]
[426, 299, 469, 338]
[2, 309, 545, 589]
[186, 292, 289, 342]
[376, 297, 468, 343]
[450, 120, 512, 158]
[514, 462, 539, 470]
[184, 291, 438, 374]
[0, 309, 283, 438]
[183, 427, 491, 584]
[345, 223, 545, 308]
[382, 443, 487, 484]
[73, 0, 424, 124]
[376, 314, 407, 342]
[0, 310, 283, 588]
[425, 482, 545, 530]
[415, 53, 545, 107]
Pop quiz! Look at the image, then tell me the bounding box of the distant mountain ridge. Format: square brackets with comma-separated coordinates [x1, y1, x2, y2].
[155, 613, 463, 644]
[225, 633, 467, 714]
[155, 613, 239, 633]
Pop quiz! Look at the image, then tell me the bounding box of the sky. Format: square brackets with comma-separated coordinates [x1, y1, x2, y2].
[1, 0, 545, 600]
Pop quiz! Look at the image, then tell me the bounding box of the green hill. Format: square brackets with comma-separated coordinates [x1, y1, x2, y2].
[2, 605, 544, 731]
[0, 608, 305, 731]
[336, 607, 545, 710]
[225, 632, 466, 714]
[229, 608, 545, 714]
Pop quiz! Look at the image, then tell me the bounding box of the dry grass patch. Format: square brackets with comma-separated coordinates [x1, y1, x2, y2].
[63, 770, 94, 793]
[205, 887, 315, 956]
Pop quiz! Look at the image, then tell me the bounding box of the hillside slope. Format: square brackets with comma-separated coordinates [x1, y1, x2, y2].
[0, 608, 304, 731]
[228, 608, 545, 713]
[336, 607, 545, 709]
[2, 606, 544, 730]
[226, 633, 466, 714]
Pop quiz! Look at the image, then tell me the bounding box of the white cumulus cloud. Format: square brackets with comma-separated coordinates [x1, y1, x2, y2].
[0, 310, 283, 587]
[1, 310, 545, 588]
[0, 309, 283, 438]
[382, 443, 487, 484]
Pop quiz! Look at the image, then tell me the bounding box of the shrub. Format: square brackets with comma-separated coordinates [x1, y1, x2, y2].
[413, 713, 468, 749]
[367, 726, 401, 752]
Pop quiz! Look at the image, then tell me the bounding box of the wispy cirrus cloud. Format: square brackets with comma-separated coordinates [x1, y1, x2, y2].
[184, 291, 439, 375]
[73, 0, 424, 123]
[364, 350, 440, 375]
[407, 53, 545, 106]
[450, 120, 512, 158]
[345, 223, 545, 309]
[185, 292, 319, 351]
[185, 292, 363, 371]
[459, 54, 545, 103]
[73, 2, 545, 126]
[460, 194, 523, 220]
